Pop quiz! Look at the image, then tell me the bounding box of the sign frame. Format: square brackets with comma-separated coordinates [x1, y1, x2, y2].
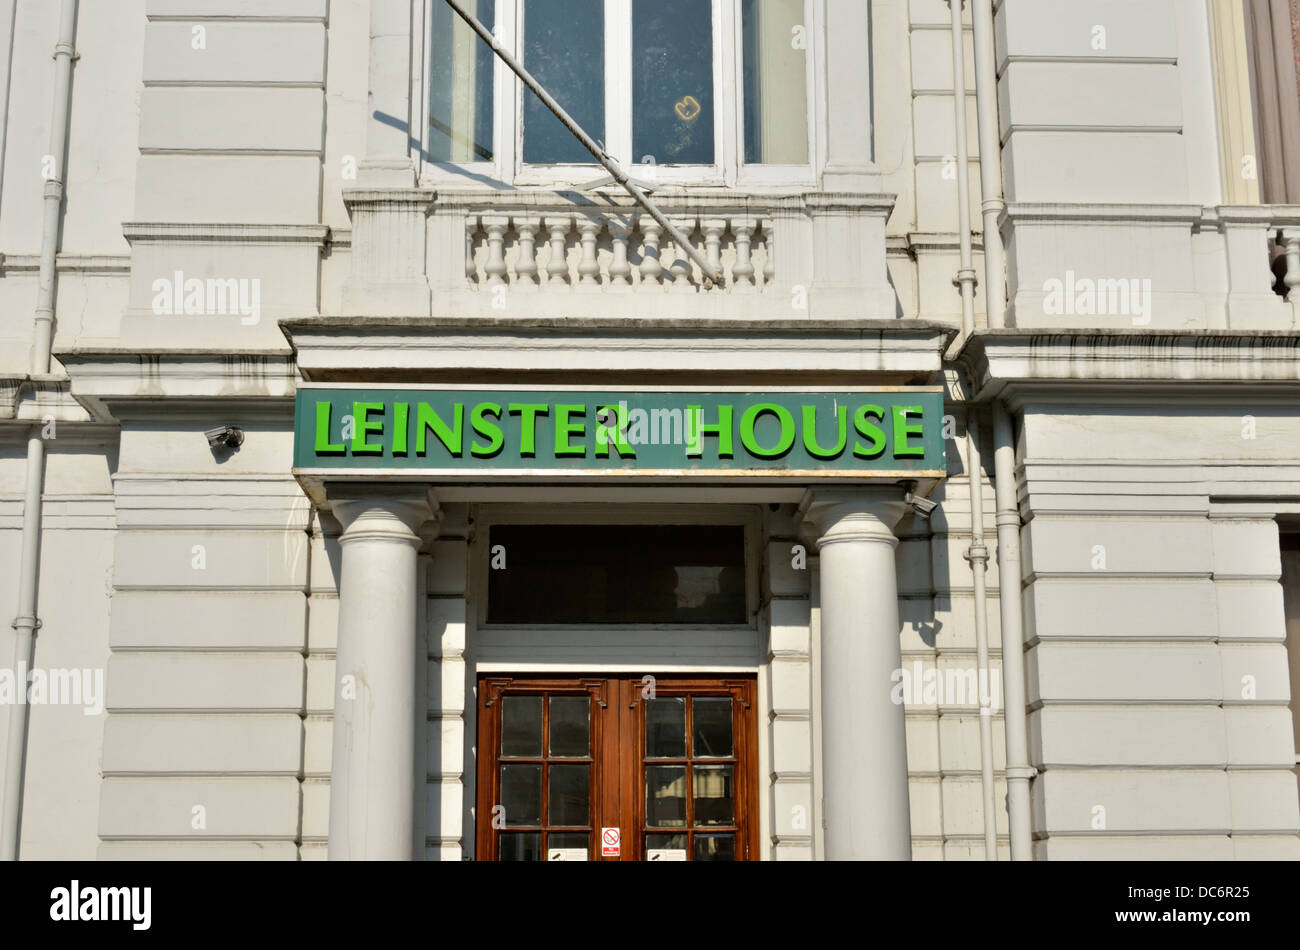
[291, 383, 948, 486]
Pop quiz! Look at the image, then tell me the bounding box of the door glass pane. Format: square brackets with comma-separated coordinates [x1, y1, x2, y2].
[500, 764, 542, 825]
[645, 698, 686, 758]
[694, 833, 735, 861]
[692, 764, 734, 825]
[632, 0, 715, 165]
[523, 0, 605, 163]
[549, 696, 591, 757]
[547, 832, 590, 860]
[646, 765, 688, 827]
[741, 0, 808, 164]
[646, 832, 688, 861]
[500, 832, 542, 861]
[548, 763, 591, 826]
[428, 0, 495, 161]
[691, 697, 733, 757]
[501, 695, 543, 757]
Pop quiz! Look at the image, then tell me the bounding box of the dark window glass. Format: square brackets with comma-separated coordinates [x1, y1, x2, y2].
[501, 695, 542, 757]
[523, 0, 605, 163]
[487, 524, 746, 623]
[498, 832, 542, 860]
[632, 0, 715, 164]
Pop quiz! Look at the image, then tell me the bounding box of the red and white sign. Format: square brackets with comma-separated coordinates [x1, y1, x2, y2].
[601, 827, 621, 857]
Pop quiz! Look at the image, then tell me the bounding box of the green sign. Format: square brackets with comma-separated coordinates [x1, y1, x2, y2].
[292, 387, 946, 477]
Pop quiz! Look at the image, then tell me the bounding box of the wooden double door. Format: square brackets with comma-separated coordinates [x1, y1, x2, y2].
[476, 674, 758, 861]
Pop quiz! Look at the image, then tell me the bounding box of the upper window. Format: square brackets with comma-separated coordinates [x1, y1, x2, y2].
[425, 0, 816, 184]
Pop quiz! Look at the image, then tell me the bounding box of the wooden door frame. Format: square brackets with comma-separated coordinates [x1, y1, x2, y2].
[475, 672, 759, 861]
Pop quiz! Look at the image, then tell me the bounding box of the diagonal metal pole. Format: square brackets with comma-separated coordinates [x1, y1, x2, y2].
[443, 0, 721, 287]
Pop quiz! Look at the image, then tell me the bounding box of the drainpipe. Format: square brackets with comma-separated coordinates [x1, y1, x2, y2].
[970, 0, 1034, 857]
[992, 405, 1033, 859]
[1, 0, 77, 861]
[970, 0, 1005, 329]
[961, 391, 996, 860]
[947, 0, 997, 859]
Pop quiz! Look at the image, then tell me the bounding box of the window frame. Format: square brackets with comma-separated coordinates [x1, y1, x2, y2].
[418, 0, 821, 189]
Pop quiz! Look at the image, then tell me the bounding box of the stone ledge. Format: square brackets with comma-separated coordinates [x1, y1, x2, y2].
[959, 328, 1300, 399]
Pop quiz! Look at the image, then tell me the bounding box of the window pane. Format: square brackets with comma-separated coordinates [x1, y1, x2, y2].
[499, 832, 542, 861]
[692, 764, 734, 825]
[646, 765, 688, 827]
[523, 0, 605, 163]
[501, 695, 543, 757]
[548, 763, 591, 826]
[645, 698, 686, 758]
[742, 0, 809, 164]
[487, 525, 746, 624]
[694, 833, 735, 861]
[549, 696, 591, 757]
[500, 764, 542, 826]
[429, 0, 494, 161]
[633, 0, 715, 165]
[691, 697, 733, 757]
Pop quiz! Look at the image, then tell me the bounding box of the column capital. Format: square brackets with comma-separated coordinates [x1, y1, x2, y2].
[797, 487, 910, 550]
[329, 484, 439, 546]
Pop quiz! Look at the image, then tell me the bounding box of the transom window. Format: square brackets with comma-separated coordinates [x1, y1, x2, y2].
[425, 0, 817, 185]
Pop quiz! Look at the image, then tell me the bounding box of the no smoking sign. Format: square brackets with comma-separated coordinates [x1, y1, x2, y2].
[601, 827, 620, 857]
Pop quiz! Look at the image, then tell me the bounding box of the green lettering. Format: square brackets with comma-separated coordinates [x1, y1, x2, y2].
[554, 404, 587, 457]
[314, 400, 345, 454]
[801, 404, 847, 459]
[892, 405, 925, 458]
[392, 402, 410, 455]
[416, 402, 464, 455]
[685, 405, 734, 458]
[594, 403, 636, 459]
[739, 403, 795, 458]
[470, 402, 503, 457]
[853, 404, 887, 459]
[508, 403, 549, 456]
[351, 401, 384, 455]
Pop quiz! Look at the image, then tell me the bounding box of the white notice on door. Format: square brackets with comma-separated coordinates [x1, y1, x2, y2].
[547, 848, 589, 861]
[646, 849, 688, 861]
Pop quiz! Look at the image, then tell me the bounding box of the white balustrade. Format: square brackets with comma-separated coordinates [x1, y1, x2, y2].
[462, 210, 777, 294]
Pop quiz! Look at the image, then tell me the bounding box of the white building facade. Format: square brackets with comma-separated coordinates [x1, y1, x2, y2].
[0, 0, 1299, 861]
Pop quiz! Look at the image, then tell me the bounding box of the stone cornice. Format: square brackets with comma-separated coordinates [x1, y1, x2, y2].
[0, 374, 92, 423]
[430, 188, 893, 217]
[279, 317, 957, 383]
[121, 222, 331, 244]
[55, 349, 298, 421]
[956, 328, 1300, 403]
[999, 203, 1205, 226]
[341, 188, 436, 209]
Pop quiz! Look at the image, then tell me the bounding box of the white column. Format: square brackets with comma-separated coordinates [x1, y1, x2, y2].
[328, 486, 437, 860]
[803, 488, 911, 860]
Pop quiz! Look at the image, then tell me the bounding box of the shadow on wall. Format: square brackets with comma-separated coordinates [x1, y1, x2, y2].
[898, 407, 992, 652]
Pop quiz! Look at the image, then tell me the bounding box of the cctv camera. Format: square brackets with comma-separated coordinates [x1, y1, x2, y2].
[204, 425, 244, 449]
[905, 492, 938, 518]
